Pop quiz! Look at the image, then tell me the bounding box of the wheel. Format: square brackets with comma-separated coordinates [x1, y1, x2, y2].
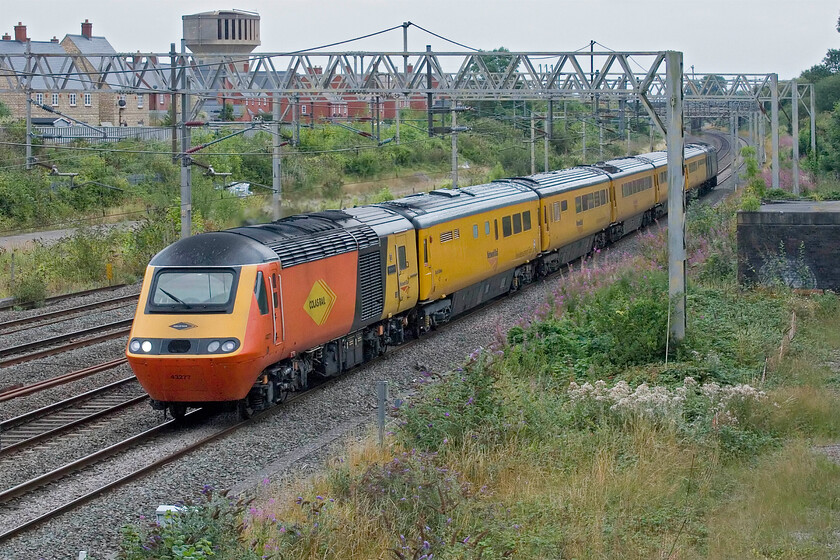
[169, 403, 188, 421]
[238, 399, 255, 420]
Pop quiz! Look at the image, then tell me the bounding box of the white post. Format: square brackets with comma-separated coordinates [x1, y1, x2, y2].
[666, 51, 686, 343]
[791, 80, 800, 195]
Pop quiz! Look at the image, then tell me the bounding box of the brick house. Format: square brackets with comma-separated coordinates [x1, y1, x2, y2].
[0, 20, 157, 126]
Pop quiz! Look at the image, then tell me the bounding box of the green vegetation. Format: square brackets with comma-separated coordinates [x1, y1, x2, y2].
[117, 185, 840, 558]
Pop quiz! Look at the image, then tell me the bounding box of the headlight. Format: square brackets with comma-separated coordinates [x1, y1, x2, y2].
[207, 340, 220, 353]
[141, 340, 153, 353]
[221, 340, 237, 353]
[129, 340, 141, 353]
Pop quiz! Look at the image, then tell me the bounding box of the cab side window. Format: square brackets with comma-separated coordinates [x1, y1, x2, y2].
[254, 271, 269, 315]
[398, 246, 408, 270]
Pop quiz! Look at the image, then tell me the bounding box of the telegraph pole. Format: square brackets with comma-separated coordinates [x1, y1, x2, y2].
[758, 107, 766, 164]
[771, 73, 780, 190]
[170, 43, 177, 164]
[451, 105, 458, 188]
[665, 51, 686, 343]
[545, 100, 553, 172]
[530, 107, 536, 175]
[179, 41, 192, 239]
[791, 80, 799, 195]
[24, 40, 32, 170]
[810, 85, 817, 161]
[426, 45, 433, 137]
[272, 93, 282, 220]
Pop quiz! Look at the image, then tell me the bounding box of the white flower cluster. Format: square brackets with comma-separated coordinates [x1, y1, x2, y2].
[567, 377, 766, 424]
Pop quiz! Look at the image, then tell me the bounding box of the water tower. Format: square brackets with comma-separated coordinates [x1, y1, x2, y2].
[183, 9, 260, 68]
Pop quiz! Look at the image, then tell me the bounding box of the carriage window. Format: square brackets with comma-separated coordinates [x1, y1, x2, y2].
[575, 196, 582, 213]
[423, 239, 428, 265]
[502, 216, 512, 237]
[271, 274, 279, 307]
[398, 246, 408, 270]
[561, 200, 568, 212]
[494, 220, 499, 240]
[553, 202, 561, 222]
[513, 213, 522, 234]
[254, 271, 269, 315]
[473, 224, 479, 239]
[523, 211, 532, 231]
[485, 221, 490, 235]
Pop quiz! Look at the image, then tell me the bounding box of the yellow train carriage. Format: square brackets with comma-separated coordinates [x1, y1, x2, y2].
[342, 206, 420, 319]
[594, 157, 659, 236]
[521, 169, 611, 271]
[380, 182, 539, 320]
[684, 145, 709, 195]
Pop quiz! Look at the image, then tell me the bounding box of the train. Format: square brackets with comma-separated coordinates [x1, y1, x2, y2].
[125, 143, 718, 419]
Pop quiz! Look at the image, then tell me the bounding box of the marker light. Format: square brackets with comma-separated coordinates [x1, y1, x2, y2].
[221, 340, 237, 353]
[207, 340, 220, 353]
[129, 340, 141, 353]
[141, 340, 153, 353]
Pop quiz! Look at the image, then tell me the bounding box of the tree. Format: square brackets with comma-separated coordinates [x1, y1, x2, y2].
[470, 47, 512, 76]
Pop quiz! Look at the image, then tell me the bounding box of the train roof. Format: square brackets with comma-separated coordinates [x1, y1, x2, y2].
[378, 180, 538, 228]
[523, 167, 610, 197]
[149, 231, 278, 267]
[589, 156, 654, 179]
[343, 205, 414, 237]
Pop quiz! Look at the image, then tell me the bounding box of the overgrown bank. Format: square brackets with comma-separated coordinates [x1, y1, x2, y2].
[117, 191, 840, 558]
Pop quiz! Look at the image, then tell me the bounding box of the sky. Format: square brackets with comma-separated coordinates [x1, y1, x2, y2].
[2, 0, 837, 80]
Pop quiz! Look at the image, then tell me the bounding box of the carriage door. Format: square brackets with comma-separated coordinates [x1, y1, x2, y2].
[270, 272, 284, 344]
[395, 232, 413, 312]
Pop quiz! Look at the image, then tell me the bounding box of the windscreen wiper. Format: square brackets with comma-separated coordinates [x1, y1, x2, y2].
[159, 288, 192, 309]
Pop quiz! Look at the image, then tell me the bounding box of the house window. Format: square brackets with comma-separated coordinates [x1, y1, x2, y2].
[301, 104, 307, 114]
[137, 94, 143, 108]
[51, 93, 59, 106]
[69, 93, 77, 106]
[35, 92, 43, 105]
[159, 95, 165, 106]
[85, 93, 92, 106]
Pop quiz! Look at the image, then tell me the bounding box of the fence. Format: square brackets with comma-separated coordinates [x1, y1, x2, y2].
[34, 126, 172, 145]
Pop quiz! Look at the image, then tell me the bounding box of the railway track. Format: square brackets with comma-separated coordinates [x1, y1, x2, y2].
[0, 377, 145, 453]
[0, 320, 133, 368]
[0, 386, 313, 543]
[0, 284, 128, 312]
[0, 294, 138, 334]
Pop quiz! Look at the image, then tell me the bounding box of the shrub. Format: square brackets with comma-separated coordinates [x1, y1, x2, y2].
[12, 271, 47, 307]
[119, 487, 258, 560]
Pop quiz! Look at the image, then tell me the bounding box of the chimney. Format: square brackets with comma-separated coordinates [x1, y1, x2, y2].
[81, 19, 92, 39]
[1, 34, 11, 41]
[50, 36, 59, 43]
[14, 22, 27, 42]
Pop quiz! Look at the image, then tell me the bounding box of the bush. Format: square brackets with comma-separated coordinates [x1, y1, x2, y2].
[12, 272, 47, 307]
[119, 487, 258, 560]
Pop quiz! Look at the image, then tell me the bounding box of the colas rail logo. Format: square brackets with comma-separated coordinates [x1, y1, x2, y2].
[304, 279, 337, 326]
